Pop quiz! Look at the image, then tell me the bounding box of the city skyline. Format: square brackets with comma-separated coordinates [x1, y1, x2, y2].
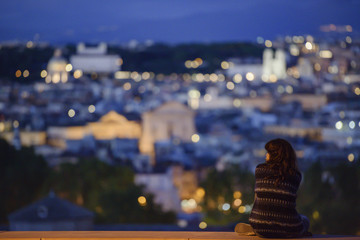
[0, 0, 360, 44]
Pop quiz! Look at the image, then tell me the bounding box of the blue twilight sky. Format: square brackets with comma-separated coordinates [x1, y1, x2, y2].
[0, 0, 359, 44]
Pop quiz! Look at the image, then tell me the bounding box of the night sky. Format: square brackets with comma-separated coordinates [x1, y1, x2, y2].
[1, 0, 359, 44]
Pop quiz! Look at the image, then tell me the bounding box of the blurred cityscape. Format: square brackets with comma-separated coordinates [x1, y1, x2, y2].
[1, 24, 360, 234]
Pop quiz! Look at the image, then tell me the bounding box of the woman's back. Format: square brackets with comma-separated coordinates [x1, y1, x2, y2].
[249, 163, 305, 238]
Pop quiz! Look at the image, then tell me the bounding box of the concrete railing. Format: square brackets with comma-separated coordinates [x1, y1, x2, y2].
[0, 231, 359, 240]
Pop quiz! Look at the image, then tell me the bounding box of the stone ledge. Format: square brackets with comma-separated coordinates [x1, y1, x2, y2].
[0, 231, 359, 240]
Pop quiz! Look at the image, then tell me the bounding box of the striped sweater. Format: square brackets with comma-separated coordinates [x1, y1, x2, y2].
[249, 163, 305, 238]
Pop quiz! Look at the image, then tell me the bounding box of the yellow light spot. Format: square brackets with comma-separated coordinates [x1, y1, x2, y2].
[68, 109, 75, 118]
[138, 196, 147, 206]
[195, 58, 203, 65]
[23, 70, 29, 78]
[13, 120, 19, 128]
[348, 153, 354, 162]
[335, 121, 343, 130]
[290, 45, 299, 56]
[199, 222, 207, 229]
[285, 85, 293, 94]
[238, 206, 246, 213]
[354, 87, 360, 95]
[123, 82, 131, 91]
[45, 75, 51, 84]
[234, 199, 242, 207]
[221, 61, 230, 69]
[117, 58, 123, 66]
[132, 71, 141, 81]
[265, 40, 272, 48]
[233, 99, 242, 108]
[262, 75, 269, 82]
[73, 70, 83, 79]
[346, 25, 353, 32]
[218, 74, 225, 82]
[88, 105, 96, 113]
[191, 61, 199, 68]
[204, 94, 212, 102]
[293, 70, 300, 79]
[188, 90, 200, 98]
[40, 70, 47, 78]
[196, 73, 204, 82]
[26, 41, 33, 48]
[246, 72, 255, 81]
[115, 71, 131, 79]
[233, 74, 242, 83]
[65, 64, 73, 72]
[196, 188, 205, 198]
[312, 211, 320, 220]
[226, 82, 235, 90]
[52, 73, 60, 83]
[15, 70, 22, 78]
[314, 63, 321, 71]
[346, 36, 352, 44]
[233, 191, 242, 199]
[269, 74, 277, 83]
[319, 50, 333, 59]
[191, 134, 200, 143]
[142, 72, 150, 80]
[209, 73, 218, 82]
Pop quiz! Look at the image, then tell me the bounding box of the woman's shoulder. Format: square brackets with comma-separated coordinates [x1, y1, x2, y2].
[256, 163, 269, 169]
[255, 163, 302, 179]
[255, 163, 276, 174]
[255, 162, 277, 171]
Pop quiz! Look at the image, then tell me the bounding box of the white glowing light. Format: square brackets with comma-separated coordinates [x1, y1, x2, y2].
[246, 72, 255, 81]
[233, 74, 242, 83]
[305, 42, 313, 50]
[319, 50, 333, 59]
[335, 121, 343, 130]
[222, 203, 230, 211]
[68, 109, 75, 118]
[233, 99, 242, 108]
[191, 134, 200, 143]
[65, 64, 73, 72]
[40, 70, 47, 78]
[226, 82, 235, 90]
[88, 105, 96, 113]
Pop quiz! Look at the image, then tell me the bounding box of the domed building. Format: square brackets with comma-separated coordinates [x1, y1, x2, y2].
[46, 49, 69, 84]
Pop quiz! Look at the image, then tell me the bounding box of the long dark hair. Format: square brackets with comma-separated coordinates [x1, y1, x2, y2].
[265, 138, 299, 180]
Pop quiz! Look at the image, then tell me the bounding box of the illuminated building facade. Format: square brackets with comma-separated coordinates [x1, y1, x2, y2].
[281, 94, 327, 111]
[70, 42, 121, 74]
[263, 48, 287, 80]
[46, 49, 69, 84]
[47, 111, 141, 149]
[139, 101, 196, 163]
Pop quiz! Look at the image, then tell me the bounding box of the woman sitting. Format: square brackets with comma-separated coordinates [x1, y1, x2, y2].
[235, 138, 311, 238]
